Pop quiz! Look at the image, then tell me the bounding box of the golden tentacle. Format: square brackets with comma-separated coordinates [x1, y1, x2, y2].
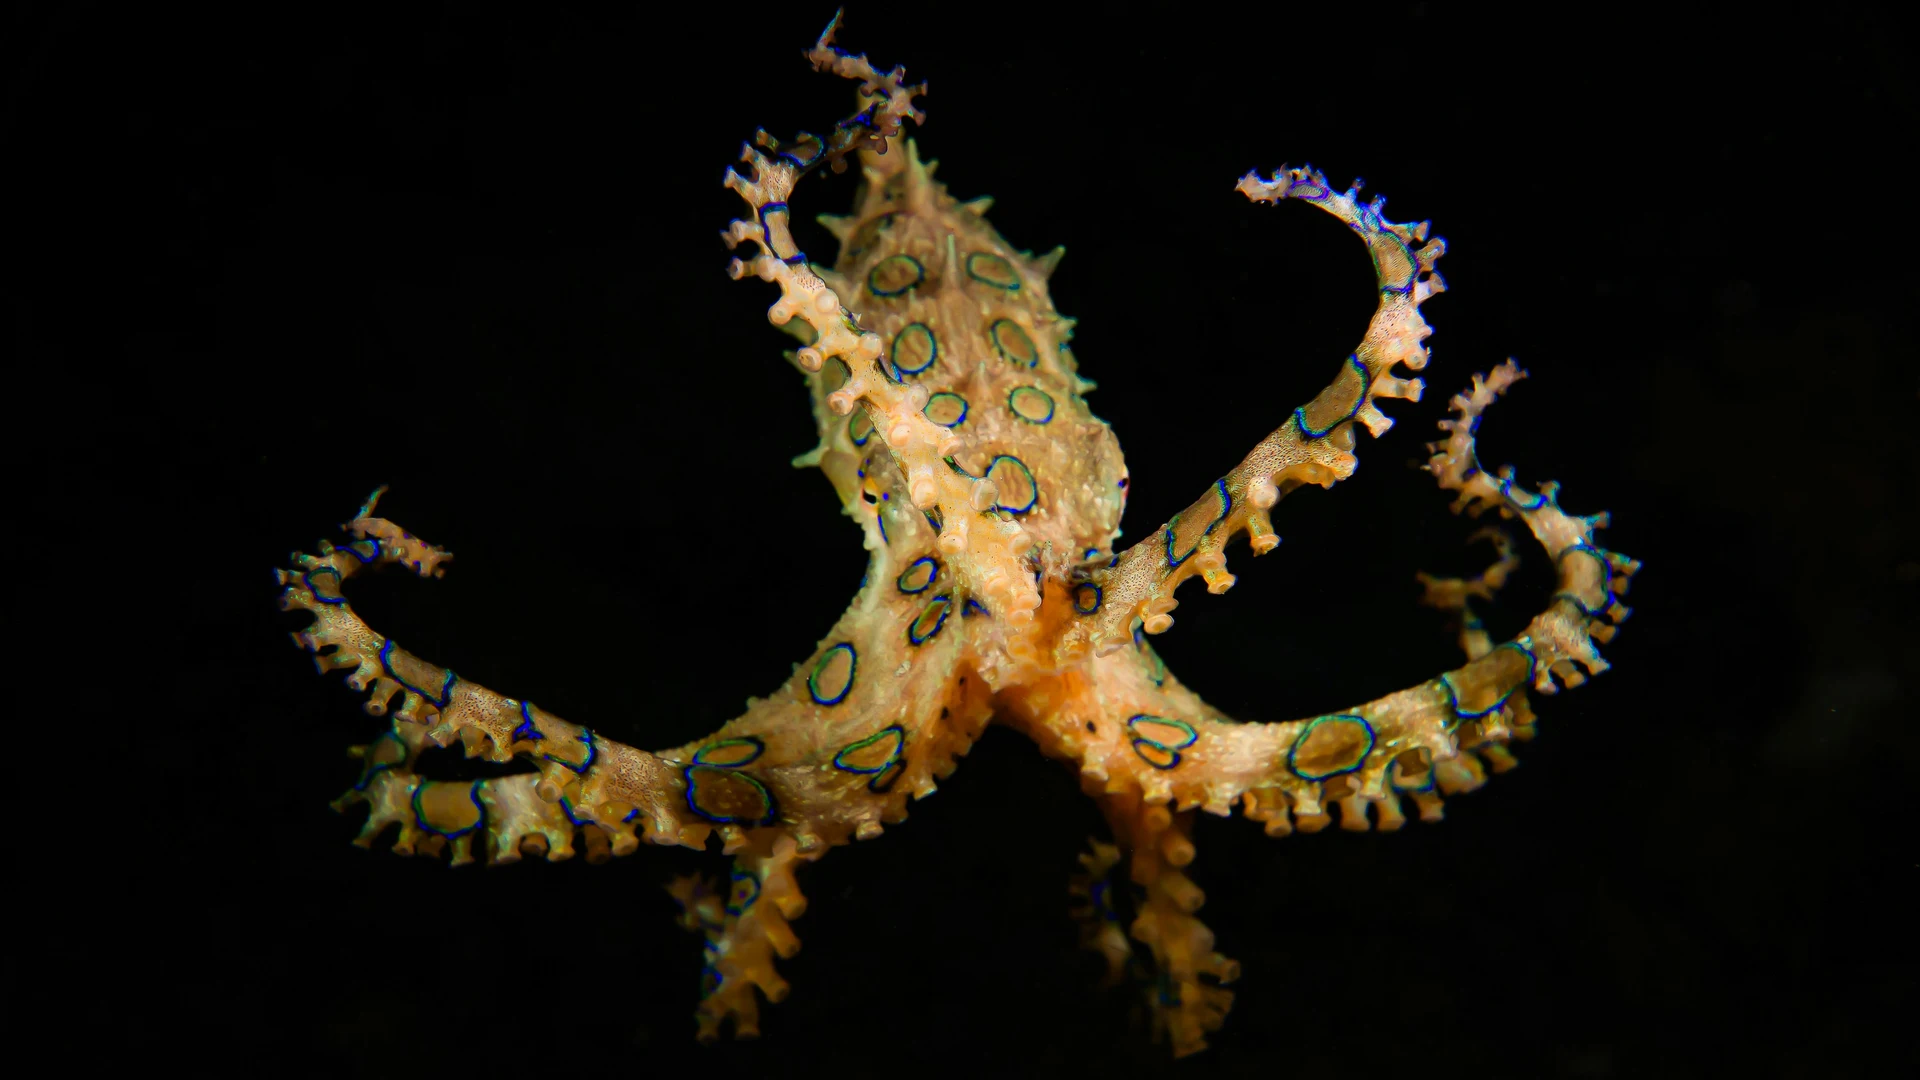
[1064, 166, 1446, 660]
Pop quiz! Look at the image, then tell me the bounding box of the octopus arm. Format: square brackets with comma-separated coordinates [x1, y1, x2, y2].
[279, 478, 995, 1037]
[1033, 364, 1638, 836]
[1065, 166, 1447, 659]
[1013, 371, 1634, 1055]
[277, 486, 717, 859]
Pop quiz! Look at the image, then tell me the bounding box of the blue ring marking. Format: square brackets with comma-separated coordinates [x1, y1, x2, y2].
[726, 868, 762, 916]
[924, 391, 968, 427]
[808, 643, 858, 706]
[1292, 355, 1371, 438]
[1073, 583, 1103, 615]
[341, 537, 382, 563]
[1088, 878, 1119, 923]
[512, 700, 545, 743]
[867, 254, 925, 297]
[848, 412, 873, 447]
[694, 736, 766, 768]
[1164, 478, 1233, 570]
[558, 794, 593, 827]
[988, 455, 1038, 514]
[757, 201, 808, 266]
[1498, 471, 1547, 510]
[1287, 714, 1377, 781]
[907, 595, 952, 646]
[352, 730, 408, 791]
[896, 555, 939, 594]
[1552, 543, 1618, 617]
[1127, 714, 1198, 771]
[378, 639, 457, 708]
[1008, 385, 1055, 424]
[832, 724, 906, 777]
[1145, 647, 1167, 688]
[962, 597, 989, 618]
[1372, 229, 1418, 295]
[1439, 642, 1539, 721]
[302, 565, 347, 605]
[965, 251, 1021, 290]
[868, 760, 905, 793]
[1281, 170, 1330, 201]
[891, 322, 939, 377]
[988, 318, 1039, 367]
[623, 807, 640, 823]
[410, 779, 487, 840]
[1390, 752, 1438, 793]
[835, 103, 878, 132]
[876, 507, 888, 545]
[944, 455, 982, 479]
[542, 728, 596, 774]
[681, 764, 779, 826]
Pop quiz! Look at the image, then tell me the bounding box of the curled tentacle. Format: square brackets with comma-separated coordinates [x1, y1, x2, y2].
[277, 488, 714, 855]
[1418, 527, 1521, 661]
[1018, 368, 1636, 835]
[1063, 166, 1446, 659]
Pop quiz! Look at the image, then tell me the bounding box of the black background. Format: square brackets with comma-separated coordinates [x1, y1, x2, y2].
[15, 3, 1913, 1076]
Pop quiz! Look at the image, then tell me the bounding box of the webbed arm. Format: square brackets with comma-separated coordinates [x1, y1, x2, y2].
[1062, 167, 1444, 659]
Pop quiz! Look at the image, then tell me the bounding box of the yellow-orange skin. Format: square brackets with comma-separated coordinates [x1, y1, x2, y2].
[277, 17, 1638, 1056]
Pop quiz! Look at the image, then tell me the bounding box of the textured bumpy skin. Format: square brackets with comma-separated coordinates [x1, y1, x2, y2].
[275, 16, 1639, 1057]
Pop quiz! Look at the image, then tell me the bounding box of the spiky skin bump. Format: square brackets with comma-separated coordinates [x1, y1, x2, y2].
[275, 16, 1640, 1059]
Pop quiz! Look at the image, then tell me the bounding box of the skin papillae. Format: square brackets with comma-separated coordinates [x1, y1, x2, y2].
[275, 14, 1639, 1057]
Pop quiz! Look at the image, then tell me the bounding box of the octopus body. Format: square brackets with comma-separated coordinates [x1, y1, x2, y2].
[276, 17, 1638, 1057]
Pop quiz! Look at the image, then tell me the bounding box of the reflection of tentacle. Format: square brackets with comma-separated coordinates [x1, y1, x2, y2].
[668, 833, 812, 1042]
[1065, 166, 1446, 659]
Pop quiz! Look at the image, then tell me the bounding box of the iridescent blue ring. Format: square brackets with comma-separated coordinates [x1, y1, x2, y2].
[410, 779, 487, 840]
[542, 728, 596, 774]
[1073, 583, 1103, 615]
[807, 643, 857, 706]
[907, 595, 951, 646]
[897, 555, 939, 594]
[694, 736, 766, 768]
[726, 868, 761, 916]
[1292, 354, 1370, 438]
[378, 638, 456, 708]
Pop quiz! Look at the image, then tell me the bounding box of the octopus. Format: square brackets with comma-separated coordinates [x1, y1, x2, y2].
[275, 15, 1639, 1057]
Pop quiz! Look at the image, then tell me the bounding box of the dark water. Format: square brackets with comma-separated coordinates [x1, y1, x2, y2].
[18, 4, 1910, 1076]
